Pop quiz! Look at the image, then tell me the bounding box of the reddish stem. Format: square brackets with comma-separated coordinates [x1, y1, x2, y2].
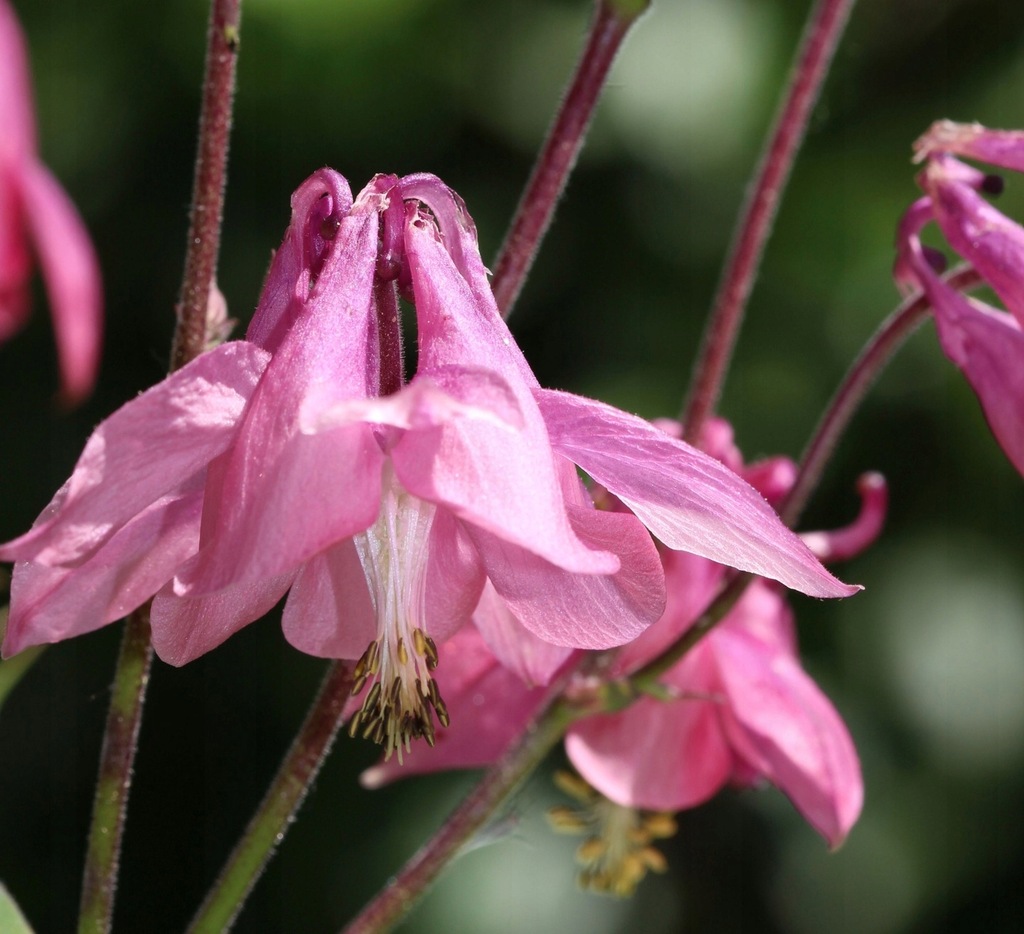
[682, 0, 856, 441]
[341, 666, 585, 934]
[780, 266, 981, 527]
[187, 661, 354, 933]
[491, 0, 648, 319]
[78, 4, 243, 930]
[170, 0, 242, 373]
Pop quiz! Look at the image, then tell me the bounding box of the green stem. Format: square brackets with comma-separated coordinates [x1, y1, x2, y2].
[77, 608, 153, 934]
[187, 661, 354, 933]
[0, 639, 44, 718]
[342, 680, 585, 934]
[77, 3, 245, 929]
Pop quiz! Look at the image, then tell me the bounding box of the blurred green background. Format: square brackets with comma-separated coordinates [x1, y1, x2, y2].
[2, 0, 1023, 931]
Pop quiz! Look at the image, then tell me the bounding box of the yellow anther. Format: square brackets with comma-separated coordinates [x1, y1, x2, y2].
[548, 770, 678, 898]
[576, 837, 608, 862]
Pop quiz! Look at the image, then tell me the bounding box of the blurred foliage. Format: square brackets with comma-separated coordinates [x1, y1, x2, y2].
[1, 0, 1023, 931]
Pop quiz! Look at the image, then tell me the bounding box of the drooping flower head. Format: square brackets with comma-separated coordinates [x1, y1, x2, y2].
[0, 0, 102, 403]
[361, 420, 882, 849]
[2, 170, 854, 762]
[895, 120, 1024, 477]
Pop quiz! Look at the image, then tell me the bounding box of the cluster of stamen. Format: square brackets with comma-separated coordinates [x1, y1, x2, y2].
[547, 770, 676, 897]
[347, 626, 449, 763]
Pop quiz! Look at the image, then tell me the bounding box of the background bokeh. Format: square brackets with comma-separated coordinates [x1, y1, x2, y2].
[2, 0, 1023, 931]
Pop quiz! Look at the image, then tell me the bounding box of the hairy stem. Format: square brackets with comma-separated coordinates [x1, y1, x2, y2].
[629, 572, 752, 690]
[78, 5, 244, 930]
[491, 0, 649, 319]
[77, 608, 153, 934]
[187, 661, 354, 933]
[780, 265, 981, 527]
[170, 0, 242, 371]
[632, 269, 981, 701]
[342, 673, 585, 934]
[682, 0, 856, 441]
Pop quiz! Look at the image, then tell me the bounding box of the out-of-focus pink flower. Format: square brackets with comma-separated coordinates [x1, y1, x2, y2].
[2, 169, 854, 759]
[895, 121, 1024, 477]
[565, 562, 862, 849]
[0, 0, 101, 403]
[365, 421, 879, 846]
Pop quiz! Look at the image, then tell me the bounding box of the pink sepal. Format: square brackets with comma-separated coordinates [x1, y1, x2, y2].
[535, 389, 859, 599]
[0, 341, 270, 566]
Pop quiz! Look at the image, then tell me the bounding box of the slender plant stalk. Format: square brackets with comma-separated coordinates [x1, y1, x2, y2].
[335, 272, 987, 934]
[191, 7, 643, 925]
[491, 0, 649, 319]
[77, 3, 243, 930]
[0, 641, 44, 717]
[633, 269, 981, 688]
[342, 684, 583, 934]
[780, 265, 980, 527]
[170, 0, 243, 372]
[629, 572, 753, 690]
[185, 272, 978, 933]
[77, 608, 153, 934]
[682, 0, 856, 442]
[187, 661, 354, 933]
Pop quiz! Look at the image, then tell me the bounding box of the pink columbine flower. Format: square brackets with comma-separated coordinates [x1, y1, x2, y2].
[364, 421, 881, 847]
[0, 0, 102, 403]
[1, 170, 854, 758]
[895, 120, 1024, 477]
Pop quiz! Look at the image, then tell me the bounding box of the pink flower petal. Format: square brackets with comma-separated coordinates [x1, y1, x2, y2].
[610, 549, 724, 677]
[300, 365, 523, 437]
[150, 571, 294, 667]
[179, 208, 388, 595]
[472, 580, 575, 686]
[470, 502, 665, 649]
[179, 423, 384, 594]
[2, 485, 202, 657]
[1, 3, 102, 402]
[0, 0, 33, 342]
[280, 540, 376, 659]
[0, 0, 36, 162]
[0, 341, 270, 567]
[721, 578, 798, 659]
[713, 627, 863, 848]
[901, 216, 1024, 477]
[399, 174, 500, 322]
[934, 297, 1024, 476]
[743, 456, 798, 507]
[566, 647, 731, 811]
[924, 159, 1024, 327]
[397, 200, 617, 575]
[393, 194, 618, 577]
[0, 181, 32, 341]
[245, 169, 354, 353]
[536, 389, 859, 598]
[422, 508, 487, 643]
[914, 121, 1024, 173]
[18, 161, 102, 403]
[392, 420, 618, 575]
